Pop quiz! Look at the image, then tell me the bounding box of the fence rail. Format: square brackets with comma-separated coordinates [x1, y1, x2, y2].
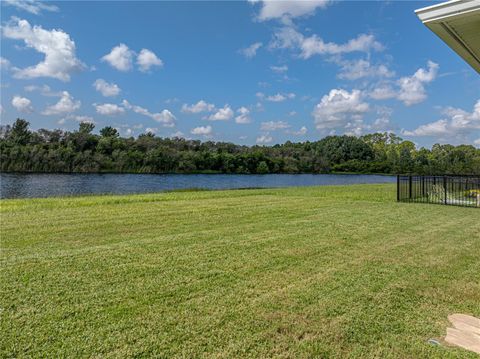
[397, 175, 480, 208]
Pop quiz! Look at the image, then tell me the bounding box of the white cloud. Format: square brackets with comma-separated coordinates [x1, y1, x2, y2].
[337, 59, 394, 80]
[94, 103, 125, 116]
[101, 43, 134, 71]
[270, 65, 288, 73]
[181, 100, 215, 113]
[252, 0, 330, 21]
[23, 84, 59, 96]
[191, 125, 212, 136]
[256, 134, 273, 144]
[287, 126, 307, 136]
[265, 92, 296, 102]
[403, 99, 480, 140]
[145, 127, 158, 134]
[0, 57, 11, 70]
[403, 120, 448, 137]
[93, 79, 121, 97]
[42, 91, 80, 115]
[122, 100, 175, 127]
[123, 128, 134, 137]
[367, 61, 439, 105]
[312, 89, 369, 132]
[11, 95, 33, 113]
[261, 120, 290, 131]
[368, 84, 397, 100]
[301, 33, 383, 59]
[270, 26, 383, 59]
[71, 115, 94, 123]
[59, 114, 95, 124]
[3, 0, 58, 15]
[371, 107, 395, 132]
[474, 138, 480, 147]
[270, 26, 304, 50]
[235, 106, 252, 124]
[2, 18, 84, 81]
[239, 42, 263, 58]
[137, 49, 163, 72]
[171, 130, 185, 138]
[397, 61, 438, 106]
[207, 105, 234, 121]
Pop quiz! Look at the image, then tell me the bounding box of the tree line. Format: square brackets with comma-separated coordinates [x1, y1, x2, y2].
[1, 119, 479, 175]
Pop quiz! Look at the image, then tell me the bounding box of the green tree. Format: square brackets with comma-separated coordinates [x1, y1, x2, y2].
[256, 161, 269, 174]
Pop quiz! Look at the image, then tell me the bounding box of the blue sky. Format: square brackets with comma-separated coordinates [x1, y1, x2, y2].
[1, 0, 479, 147]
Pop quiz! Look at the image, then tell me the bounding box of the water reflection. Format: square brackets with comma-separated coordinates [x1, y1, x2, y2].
[0, 173, 395, 199]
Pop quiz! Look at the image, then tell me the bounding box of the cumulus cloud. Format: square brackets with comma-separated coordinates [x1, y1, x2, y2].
[59, 114, 95, 125]
[251, 0, 330, 21]
[2, 17, 84, 81]
[3, 0, 58, 15]
[11, 95, 33, 113]
[101, 45, 163, 72]
[263, 92, 296, 102]
[122, 100, 175, 127]
[93, 79, 121, 97]
[287, 126, 307, 136]
[368, 84, 397, 100]
[144, 127, 158, 134]
[256, 133, 273, 144]
[402, 99, 480, 141]
[397, 61, 438, 106]
[94, 103, 125, 116]
[23, 84, 59, 96]
[181, 100, 215, 114]
[301, 34, 383, 59]
[71, 115, 94, 123]
[337, 59, 394, 80]
[371, 107, 395, 132]
[270, 26, 383, 59]
[235, 107, 252, 124]
[170, 130, 185, 138]
[207, 105, 234, 121]
[260, 120, 290, 131]
[101, 43, 134, 71]
[239, 42, 263, 58]
[191, 125, 212, 136]
[137, 49, 163, 72]
[367, 61, 439, 106]
[312, 89, 369, 132]
[42, 91, 80, 115]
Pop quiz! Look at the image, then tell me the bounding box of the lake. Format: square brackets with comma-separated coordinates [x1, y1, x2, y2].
[0, 173, 396, 199]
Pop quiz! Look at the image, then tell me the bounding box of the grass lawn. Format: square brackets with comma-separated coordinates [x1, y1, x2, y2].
[1, 184, 479, 358]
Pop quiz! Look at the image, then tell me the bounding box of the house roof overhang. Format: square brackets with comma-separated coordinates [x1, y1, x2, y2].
[415, 0, 480, 73]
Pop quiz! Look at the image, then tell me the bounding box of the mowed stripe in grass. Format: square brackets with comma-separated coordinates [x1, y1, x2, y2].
[1, 184, 479, 358]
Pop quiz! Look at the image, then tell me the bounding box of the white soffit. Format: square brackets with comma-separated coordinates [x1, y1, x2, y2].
[415, 0, 480, 73]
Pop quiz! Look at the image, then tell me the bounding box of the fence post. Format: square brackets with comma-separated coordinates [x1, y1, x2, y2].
[397, 175, 400, 202]
[409, 175, 412, 200]
[443, 176, 447, 205]
[422, 176, 425, 198]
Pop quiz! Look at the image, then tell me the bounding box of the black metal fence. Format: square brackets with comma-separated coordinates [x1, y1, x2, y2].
[397, 175, 480, 208]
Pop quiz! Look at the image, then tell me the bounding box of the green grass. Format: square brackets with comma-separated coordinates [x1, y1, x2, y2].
[1, 184, 479, 358]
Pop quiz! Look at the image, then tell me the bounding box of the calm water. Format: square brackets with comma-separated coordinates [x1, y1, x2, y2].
[0, 173, 395, 199]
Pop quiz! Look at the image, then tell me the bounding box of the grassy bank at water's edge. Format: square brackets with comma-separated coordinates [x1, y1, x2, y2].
[1, 184, 479, 357]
